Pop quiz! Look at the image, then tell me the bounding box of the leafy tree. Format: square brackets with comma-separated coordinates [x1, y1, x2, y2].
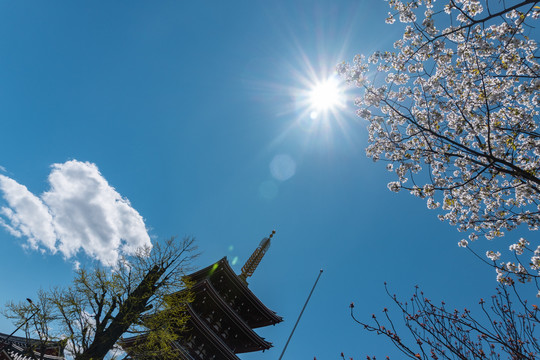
[348, 284, 540, 360]
[4, 237, 198, 360]
[0, 294, 61, 360]
[338, 0, 540, 276]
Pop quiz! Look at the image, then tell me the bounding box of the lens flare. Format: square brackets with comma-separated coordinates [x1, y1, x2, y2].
[209, 262, 219, 276]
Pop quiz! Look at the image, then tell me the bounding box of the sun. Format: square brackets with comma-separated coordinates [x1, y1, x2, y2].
[309, 77, 343, 111]
[304, 75, 346, 120]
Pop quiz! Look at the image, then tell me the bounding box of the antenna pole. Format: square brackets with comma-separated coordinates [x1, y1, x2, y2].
[278, 269, 323, 360]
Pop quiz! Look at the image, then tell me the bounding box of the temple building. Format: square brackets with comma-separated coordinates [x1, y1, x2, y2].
[0, 332, 64, 360]
[124, 230, 282, 360]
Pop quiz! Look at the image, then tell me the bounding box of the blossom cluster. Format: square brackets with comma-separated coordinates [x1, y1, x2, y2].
[481, 236, 540, 288]
[338, 0, 540, 280]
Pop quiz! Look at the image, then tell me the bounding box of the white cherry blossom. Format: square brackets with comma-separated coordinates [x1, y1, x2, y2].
[338, 0, 540, 284]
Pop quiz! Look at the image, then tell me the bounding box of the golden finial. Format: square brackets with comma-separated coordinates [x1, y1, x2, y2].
[239, 230, 275, 284]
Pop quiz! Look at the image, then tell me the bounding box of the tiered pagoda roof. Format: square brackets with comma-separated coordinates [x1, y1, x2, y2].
[188, 257, 282, 329]
[124, 230, 282, 360]
[177, 255, 282, 359]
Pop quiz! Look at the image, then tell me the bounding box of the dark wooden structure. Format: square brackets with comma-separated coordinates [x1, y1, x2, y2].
[177, 256, 282, 359]
[0, 333, 64, 360]
[124, 231, 282, 360]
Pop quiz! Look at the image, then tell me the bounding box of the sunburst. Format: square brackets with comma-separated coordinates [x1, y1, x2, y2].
[308, 76, 345, 117]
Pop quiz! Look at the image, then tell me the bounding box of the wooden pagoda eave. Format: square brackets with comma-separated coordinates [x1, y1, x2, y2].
[0, 343, 65, 360]
[120, 334, 197, 360]
[0, 333, 64, 360]
[187, 258, 282, 328]
[170, 342, 196, 360]
[185, 305, 240, 360]
[0, 333, 62, 357]
[215, 258, 283, 327]
[191, 279, 272, 353]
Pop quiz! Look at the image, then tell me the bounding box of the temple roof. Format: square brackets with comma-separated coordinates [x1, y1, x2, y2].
[169, 342, 196, 360]
[0, 333, 64, 360]
[123, 253, 282, 359]
[189, 279, 272, 353]
[184, 306, 240, 360]
[187, 257, 282, 328]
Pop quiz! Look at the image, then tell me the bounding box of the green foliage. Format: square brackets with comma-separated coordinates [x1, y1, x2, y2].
[4, 237, 198, 360]
[123, 278, 195, 360]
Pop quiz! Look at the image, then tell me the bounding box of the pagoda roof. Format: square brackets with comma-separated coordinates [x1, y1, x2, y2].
[120, 335, 196, 360]
[190, 279, 272, 353]
[184, 305, 240, 360]
[187, 257, 282, 328]
[169, 342, 196, 360]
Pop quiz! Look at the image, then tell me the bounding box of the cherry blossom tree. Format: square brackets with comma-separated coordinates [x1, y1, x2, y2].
[338, 0, 540, 280]
[347, 284, 540, 360]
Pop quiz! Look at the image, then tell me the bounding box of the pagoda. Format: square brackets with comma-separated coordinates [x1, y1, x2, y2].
[124, 230, 282, 360]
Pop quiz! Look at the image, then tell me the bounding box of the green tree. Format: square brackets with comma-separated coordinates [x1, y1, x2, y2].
[4, 237, 198, 360]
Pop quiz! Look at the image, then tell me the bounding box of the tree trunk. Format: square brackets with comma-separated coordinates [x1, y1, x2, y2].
[75, 265, 165, 360]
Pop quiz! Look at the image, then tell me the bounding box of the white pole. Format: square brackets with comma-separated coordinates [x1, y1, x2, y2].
[278, 269, 323, 360]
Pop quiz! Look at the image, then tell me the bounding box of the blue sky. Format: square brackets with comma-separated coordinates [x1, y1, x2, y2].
[0, 1, 517, 359]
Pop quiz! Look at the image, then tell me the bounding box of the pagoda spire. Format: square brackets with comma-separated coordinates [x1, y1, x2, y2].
[239, 230, 275, 283]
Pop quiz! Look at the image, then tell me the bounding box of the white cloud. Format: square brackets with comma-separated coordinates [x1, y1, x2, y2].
[0, 160, 151, 266]
[0, 176, 57, 251]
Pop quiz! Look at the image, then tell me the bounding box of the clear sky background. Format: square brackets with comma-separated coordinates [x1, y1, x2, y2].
[0, 1, 526, 359]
